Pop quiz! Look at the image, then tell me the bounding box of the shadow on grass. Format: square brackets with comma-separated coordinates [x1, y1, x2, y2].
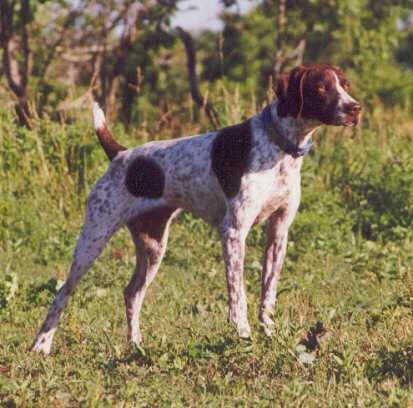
[96, 336, 245, 372]
[185, 336, 240, 358]
[25, 278, 60, 307]
[366, 346, 413, 386]
[97, 347, 154, 371]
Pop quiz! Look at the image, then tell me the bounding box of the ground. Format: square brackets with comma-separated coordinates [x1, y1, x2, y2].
[0, 112, 412, 406]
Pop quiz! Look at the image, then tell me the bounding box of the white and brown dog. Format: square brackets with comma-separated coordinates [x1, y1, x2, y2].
[32, 63, 361, 354]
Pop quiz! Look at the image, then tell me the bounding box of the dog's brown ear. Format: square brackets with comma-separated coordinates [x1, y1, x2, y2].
[330, 64, 350, 90]
[277, 66, 308, 118]
[330, 64, 344, 77]
[275, 73, 291, 117]
[275, 73, 289, 102]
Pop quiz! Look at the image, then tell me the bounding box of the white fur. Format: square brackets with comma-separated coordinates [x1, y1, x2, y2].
[332, 72, 357, 106]
[31, 81, 359, 353]
[31, 102, 311, 353]
[92, 102, 106, 130]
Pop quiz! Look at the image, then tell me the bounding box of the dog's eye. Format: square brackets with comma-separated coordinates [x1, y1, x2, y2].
[341, 81, 350, 91]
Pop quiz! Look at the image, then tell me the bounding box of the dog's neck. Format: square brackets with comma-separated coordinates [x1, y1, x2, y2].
[269, 101, 320, 147]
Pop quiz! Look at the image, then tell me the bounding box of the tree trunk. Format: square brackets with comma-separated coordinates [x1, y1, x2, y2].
[0, 0, 34, 128]
[273, 0, 286, 79]
[177, 26, 220, 129]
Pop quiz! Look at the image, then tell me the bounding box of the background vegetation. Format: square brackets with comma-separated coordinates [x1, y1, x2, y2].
[0, 0, 412, 405]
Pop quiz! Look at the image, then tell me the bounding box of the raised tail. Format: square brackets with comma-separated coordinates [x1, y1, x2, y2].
[92, 102, 127, 161]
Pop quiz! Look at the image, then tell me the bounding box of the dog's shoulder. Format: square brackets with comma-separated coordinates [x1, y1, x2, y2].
[211, 120, 253, 198]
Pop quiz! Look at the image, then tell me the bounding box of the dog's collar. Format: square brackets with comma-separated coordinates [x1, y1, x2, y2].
[260, 105, 313, 158]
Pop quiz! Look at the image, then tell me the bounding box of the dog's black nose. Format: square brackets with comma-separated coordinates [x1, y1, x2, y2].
[345, 103, 361, 114]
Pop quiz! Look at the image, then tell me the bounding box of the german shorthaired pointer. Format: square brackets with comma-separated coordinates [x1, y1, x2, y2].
[32, 63, 361, 354]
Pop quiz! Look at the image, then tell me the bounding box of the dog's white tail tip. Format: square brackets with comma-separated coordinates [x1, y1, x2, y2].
[93, 102, 106, 130]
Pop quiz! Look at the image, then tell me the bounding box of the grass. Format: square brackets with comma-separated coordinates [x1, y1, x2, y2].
[0, 105, 412, 406]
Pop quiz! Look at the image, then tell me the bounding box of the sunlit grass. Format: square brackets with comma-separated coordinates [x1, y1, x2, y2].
[0, 105, 412, 405]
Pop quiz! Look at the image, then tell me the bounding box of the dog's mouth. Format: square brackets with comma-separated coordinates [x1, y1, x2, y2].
[343, 113, 360, 127]
[331, 112, 361, 127]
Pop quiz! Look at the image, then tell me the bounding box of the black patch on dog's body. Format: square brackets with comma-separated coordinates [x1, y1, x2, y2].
[125, 157, 165, 198]
[211, 120, 252, 198]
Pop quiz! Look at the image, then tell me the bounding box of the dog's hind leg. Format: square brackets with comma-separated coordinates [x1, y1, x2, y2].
[31, 186, 126, 354]
[124, 207, 178, 345]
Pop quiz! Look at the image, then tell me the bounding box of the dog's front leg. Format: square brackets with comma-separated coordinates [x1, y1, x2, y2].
[219, 222, 251, 339]
[259, 200, 299, 337]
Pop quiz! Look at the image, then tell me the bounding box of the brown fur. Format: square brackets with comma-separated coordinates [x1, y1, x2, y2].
[95, 126, 127, 161]
[125, 156, 165, 199]
[31, 64, 361, 354]
[211, 120, 252, 198]
[276, 63, 353, 124]
[124, 207, 177, 341]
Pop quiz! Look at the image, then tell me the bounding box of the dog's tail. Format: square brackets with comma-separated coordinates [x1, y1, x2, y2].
[92, 102, 127, 161]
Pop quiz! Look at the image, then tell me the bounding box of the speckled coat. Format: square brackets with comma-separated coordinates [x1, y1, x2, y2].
[31, 63, 361, 354]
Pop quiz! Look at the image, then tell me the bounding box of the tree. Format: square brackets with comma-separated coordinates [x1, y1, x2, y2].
[177, 26, 220, 128]
[0, 0, 181, 127]
[0, 0, 33, 127]
[198, 0, 413, 106]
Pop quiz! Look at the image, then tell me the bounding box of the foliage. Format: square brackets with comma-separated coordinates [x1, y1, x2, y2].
[199, 0, 413, 105]
[1, 1, 413, 126]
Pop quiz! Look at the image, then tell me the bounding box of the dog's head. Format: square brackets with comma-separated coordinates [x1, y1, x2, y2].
[276, 63, 361, 126]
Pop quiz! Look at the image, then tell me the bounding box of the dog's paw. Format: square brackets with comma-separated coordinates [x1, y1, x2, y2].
[237, 324, 252, 339]
[128, 330, 143, 346]
[259, 312, 275, 338]
[30, 331, 55, 355]
[262, 324, 274, 338]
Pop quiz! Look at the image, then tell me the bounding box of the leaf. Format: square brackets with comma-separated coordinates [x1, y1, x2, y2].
[298, 352, 316, 365]
[333, 354, 344, 366]
[96, 288, 107, 298]
[295, 344, 307, 353]
[56, 279, 65, 291]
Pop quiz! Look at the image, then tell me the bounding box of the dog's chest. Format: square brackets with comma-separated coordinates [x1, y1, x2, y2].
[250, 161, 301, 225]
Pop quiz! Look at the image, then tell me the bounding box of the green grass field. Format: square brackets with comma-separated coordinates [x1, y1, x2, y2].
[0, 107, 412, 406]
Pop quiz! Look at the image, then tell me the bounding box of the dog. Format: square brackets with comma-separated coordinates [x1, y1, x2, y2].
[31, 63, 361, 354]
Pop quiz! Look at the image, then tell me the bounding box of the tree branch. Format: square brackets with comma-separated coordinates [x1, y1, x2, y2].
[19, 0, 31, 90]
[273, 0, 286, 78]
[177, 26, 220, 129]
[0, 1, 22, 96]
[39, 8, 81, 78]
[0, 0, 33, 127]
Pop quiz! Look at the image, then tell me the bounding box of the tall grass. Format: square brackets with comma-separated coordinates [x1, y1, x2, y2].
[0, 101, 412, 405]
